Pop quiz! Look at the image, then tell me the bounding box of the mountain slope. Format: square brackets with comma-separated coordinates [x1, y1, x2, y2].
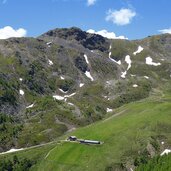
[0, 27, 171, 153]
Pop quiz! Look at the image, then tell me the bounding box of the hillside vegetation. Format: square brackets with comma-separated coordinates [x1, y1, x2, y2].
[1, 87, 171, 170]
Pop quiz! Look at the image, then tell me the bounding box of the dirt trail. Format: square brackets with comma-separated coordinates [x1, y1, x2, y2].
[0, 141, 57, 156]
[102, 110, 126, 122]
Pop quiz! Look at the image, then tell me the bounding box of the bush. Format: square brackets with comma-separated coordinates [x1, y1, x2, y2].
[0, 155, 36, 171]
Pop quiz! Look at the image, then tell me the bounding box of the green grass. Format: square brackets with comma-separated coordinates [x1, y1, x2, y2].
[1, 93, 171, 170]
[35, 95, 171, 170]
[136, 154, 171, 171]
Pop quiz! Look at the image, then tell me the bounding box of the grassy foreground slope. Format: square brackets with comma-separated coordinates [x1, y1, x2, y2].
[1, 91, 171, 171]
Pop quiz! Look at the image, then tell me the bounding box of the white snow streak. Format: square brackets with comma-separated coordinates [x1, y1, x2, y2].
[109, 52, 111, 58]
[109, 56, 121, 65]
[144, 76, 149, 79]
[68, 102, 74, 106]
[79, 83, 84, 87]
[53, 95, 65, 100]
[146, 57, 161, 66]
[53, 93, 76, 101]
[125, 55, 132, 70]
[48, 59, 53, 65]
[160, 149, 171, 156]
[133, 84, 138, 88]
[26, 103, 34, 109]
[107, 108, 113, 113]
[60, 76, 65, 80]
[46, 42, 52, 45]
[64, 93, 76, 98]
[59, 89, 68, 93]
[121, 55, 131, 78]
[121, 71, 127, 78]
[133, 46, 144, 55]
[85, 71, 94, 81]
[19, 89, 24, 96]
[0, 148, 24, 155]
[84, 54, 89, 64]
[46, 42, 52, 47]
[109, 45, 121, 65]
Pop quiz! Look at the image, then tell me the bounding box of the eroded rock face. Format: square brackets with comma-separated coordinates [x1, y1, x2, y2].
[74, 56, 88, 73]
[40, 27, 109, 52]
[146, 143, 156, 158]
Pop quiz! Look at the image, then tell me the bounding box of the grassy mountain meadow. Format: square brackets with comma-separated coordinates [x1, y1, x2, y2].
[0, 27, 171, 170]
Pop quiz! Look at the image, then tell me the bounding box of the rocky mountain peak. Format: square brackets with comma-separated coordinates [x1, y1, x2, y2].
[39, 27, 109, 52]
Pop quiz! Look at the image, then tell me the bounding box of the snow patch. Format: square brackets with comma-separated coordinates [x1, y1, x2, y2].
[121, 55, 131, 79]
[109, 51, 111, 58]
[85, 71, 94, 81]
[48, 59, 53, 65]
[60, 76, 65, 80]
[146, 57, 161, 66]
[107, 108, 113, 113]
[53, 92, 76, 101]
[19, 89, 24, 96]
[144, 76, 149, 79]
[19, 78, 23, 81]
[0, 148, 24, 155]
[121, 71, 127, 78]
[46, 42, 52, 45]
[84, 54, 89, 64]
[59, 89, 68, 93]
[68, 102, 74, 106]
[133, 84, 138, 88]
[161, 141, 165, 145]
[79, 83, 84, 87]
[161, 58, 165, 61]
[133, 46, 144, 55]
[109, 56, 121, 65]
[26, 103, 34, 109]
[53, 95, 65, 101]
[46, 42, 52, 47]
[125, 55, 132, 70]
[160, 149, 171, 156]
[131, 74, 136, 77]
[64, 93, 76, 98]
[106, 81, 111, 85]
[109, 45, 121, 65]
